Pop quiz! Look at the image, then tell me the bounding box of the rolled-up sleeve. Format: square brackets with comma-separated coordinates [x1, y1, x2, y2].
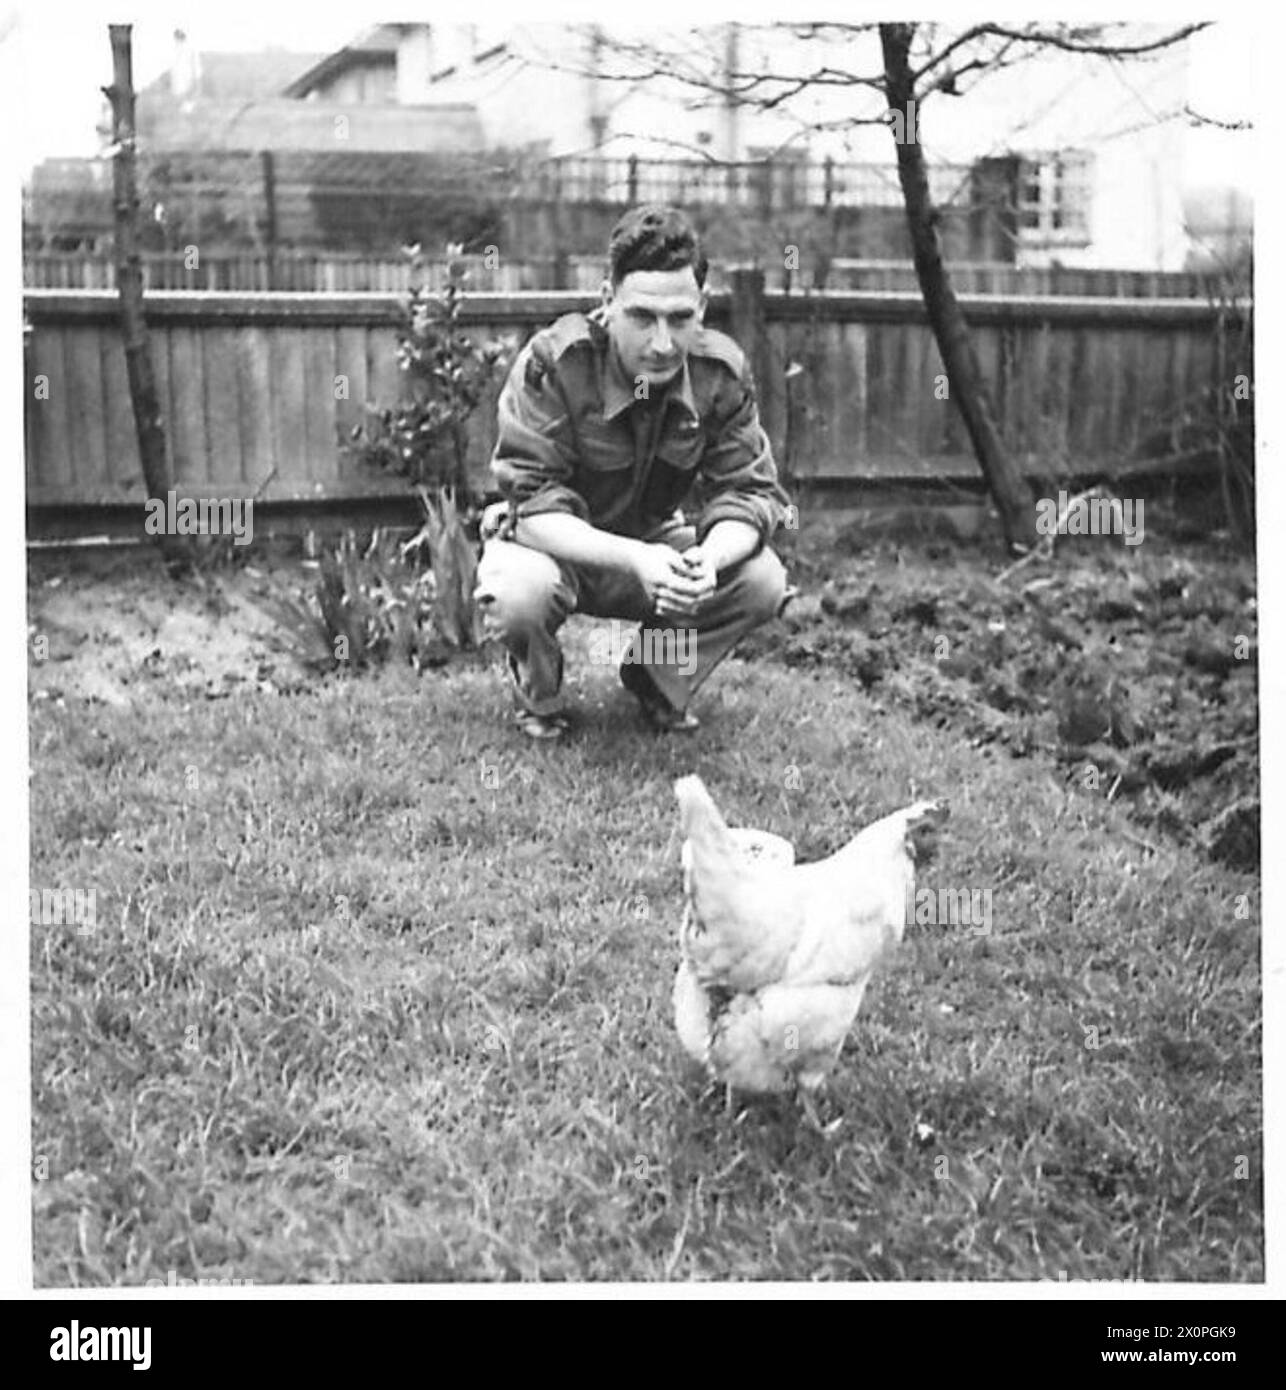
[696, 362, 791, 546]
[490, 336, 589, 523]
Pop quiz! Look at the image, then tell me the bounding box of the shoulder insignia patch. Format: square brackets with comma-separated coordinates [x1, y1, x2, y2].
[544, 312, 595, 359]
[525, 313, 595, 390]
[525, 311, 600, 393]
[690, 327, 746, 377]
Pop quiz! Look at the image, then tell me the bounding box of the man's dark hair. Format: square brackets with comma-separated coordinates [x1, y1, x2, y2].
[607, 204, 708, 288]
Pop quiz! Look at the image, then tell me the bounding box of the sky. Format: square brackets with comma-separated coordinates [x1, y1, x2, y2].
[1180, 17, 1255, 193]
[10, 5, 361, 173]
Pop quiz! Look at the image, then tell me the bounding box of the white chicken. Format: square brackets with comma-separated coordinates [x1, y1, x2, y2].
[673, 775, 948, 1121]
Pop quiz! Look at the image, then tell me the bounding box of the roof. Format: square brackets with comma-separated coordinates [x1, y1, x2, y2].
[139, 49, 329, 104]
[135, 98, 487, 154]
[281, 24, 403, 99]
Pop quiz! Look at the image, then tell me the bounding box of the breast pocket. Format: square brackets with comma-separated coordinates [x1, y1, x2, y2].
[572, 417, 634, 520]
[656, 425, 705, 472]
[644, 424, 706, 522]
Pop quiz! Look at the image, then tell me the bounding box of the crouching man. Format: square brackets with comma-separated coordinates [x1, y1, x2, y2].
[474, 204, 792, 738]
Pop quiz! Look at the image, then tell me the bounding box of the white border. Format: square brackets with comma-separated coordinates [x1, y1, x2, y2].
[3, 0, 1278, 1303]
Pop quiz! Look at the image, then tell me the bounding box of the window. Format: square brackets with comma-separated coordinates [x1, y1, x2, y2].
[1016, 150, 1092, 245]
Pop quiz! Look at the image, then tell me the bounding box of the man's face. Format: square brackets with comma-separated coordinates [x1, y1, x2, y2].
[601, 266, 706, 391]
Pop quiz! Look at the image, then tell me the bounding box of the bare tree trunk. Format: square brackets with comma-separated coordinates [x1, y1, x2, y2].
[880, 23, 1037, 553]
[104, 24, 190, 574]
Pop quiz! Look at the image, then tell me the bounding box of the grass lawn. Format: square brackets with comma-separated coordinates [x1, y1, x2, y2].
[28, 534, 1262, 1284]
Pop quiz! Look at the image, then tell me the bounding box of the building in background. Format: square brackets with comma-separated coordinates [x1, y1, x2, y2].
[417, 21, 1250, 273]
[24, 20, 1250, 277]
[139, 27, 484, 154]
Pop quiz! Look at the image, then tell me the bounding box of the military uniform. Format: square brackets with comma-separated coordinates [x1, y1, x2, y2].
[475, 305, 792, 720]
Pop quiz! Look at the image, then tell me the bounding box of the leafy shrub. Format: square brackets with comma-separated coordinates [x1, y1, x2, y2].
[315, 250, 511, 669]
[261, 490, 485, 673]
[346, 252, 514, 496]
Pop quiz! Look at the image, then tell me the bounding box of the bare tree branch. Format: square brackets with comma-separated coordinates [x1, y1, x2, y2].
[919, 37, 1028, 99]
[967, 21, 1211, 60]
[1183, 104, 1251, 132]
[911, 25, 1007, 85]
[553, 21, 1210, 138]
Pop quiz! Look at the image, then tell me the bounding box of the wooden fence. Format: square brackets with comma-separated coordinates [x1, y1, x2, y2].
[822, 260, 1225, 298]
[23, 284, 1239, 513]
[23, 252, 611, 295]
[24, 251, 1227, 299]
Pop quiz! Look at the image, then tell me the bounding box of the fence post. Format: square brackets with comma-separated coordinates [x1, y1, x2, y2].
[549, 160, 569, 290]
[260, 150, 278, 291]
[730, 264, 770, 414]
[627, 155, 638, 206]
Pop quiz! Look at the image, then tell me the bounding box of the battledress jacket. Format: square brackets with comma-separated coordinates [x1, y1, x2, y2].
[488, 306, 791, 553]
